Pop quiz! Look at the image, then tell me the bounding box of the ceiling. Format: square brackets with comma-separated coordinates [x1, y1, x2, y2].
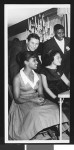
[6, 4, 57, 27]
[6, 4, 70, 37]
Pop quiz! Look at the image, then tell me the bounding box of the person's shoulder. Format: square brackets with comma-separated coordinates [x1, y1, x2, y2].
[34, 71, 40, 77]
[37, 73, 41, 79]
[64, 37, 70, 41]
[64, 37, 70, 47]
[22, 42, 27, 51]
[43, 37, 54, 45]
[13, 73, 20, 83]
[65, 36, 70, 39]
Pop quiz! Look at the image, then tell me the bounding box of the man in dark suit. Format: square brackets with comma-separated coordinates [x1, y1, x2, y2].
[20, 33, 42, 73]
[9, 33, 42, 84]
[42, 24, 70, 79]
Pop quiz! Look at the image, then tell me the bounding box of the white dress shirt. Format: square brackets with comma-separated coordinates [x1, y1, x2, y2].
[54, 37, 65, 53]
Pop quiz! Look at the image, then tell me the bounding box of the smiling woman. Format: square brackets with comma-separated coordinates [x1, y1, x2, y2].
[8, 51, 69, 141]
[41, 50, 70, 101]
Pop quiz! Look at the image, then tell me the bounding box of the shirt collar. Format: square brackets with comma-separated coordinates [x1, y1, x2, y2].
[54, 36, 64, 43]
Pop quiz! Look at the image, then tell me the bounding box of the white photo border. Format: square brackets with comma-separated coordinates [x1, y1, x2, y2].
[5, 4, 70, 144]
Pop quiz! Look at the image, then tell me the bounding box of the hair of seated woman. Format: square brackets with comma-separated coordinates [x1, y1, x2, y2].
[42, 50, 62, 66]
[16, 51, 38, 68]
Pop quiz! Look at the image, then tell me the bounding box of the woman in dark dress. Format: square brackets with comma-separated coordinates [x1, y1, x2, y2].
[41, 50, 70, 103]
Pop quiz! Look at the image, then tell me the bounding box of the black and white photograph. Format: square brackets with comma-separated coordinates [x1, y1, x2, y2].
[5, 4, 70, 143]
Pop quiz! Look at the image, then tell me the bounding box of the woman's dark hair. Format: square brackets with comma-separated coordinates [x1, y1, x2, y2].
[16, 51, 37, 68]
[42, 50, 62, 66]
[27, 33, 40, 41]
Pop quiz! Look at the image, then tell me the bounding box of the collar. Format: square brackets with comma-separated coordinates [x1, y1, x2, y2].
[54, 36, 64, 43]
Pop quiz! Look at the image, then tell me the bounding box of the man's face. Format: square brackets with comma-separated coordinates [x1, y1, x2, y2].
[55, 29, 65, 41]
[27, 38, 39, 51]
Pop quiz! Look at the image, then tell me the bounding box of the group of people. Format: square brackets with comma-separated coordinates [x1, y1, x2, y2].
[8, 24, 70, 140]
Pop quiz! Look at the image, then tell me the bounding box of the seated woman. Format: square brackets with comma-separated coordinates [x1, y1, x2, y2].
[8, 51, 69, 140]
[41, 50, 70, 103]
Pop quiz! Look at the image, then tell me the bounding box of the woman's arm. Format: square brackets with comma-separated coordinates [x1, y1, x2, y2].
[61, 73, 70, 87]
[37, 74, 44, 98]
[13, 74, 26, 103]
[41, 74, 57, 99]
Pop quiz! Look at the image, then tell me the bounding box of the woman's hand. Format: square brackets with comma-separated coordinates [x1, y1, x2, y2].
[38, 97, 45, 102]
[37, 97, 45, 105]
[31, 97, 45, 105]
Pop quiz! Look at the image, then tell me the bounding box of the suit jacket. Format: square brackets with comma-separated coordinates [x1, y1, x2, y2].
[42, 37, 70, 78]
[9, 43, 22, 84]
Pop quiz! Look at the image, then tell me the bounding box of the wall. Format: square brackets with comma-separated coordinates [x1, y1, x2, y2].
[8, 30, 30, 41]
[8, 7, 70, 42]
